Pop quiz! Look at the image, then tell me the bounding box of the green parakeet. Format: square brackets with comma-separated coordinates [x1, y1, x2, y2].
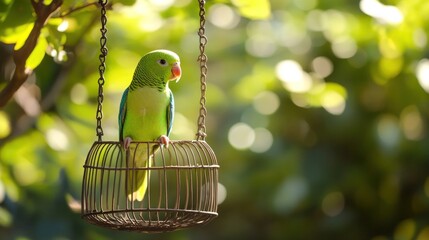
[118, 49, 181, 201]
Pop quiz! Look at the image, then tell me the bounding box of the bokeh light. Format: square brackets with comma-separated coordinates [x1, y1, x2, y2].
[290, 93, 309, 108]
[360, 0, 403, 25]
[241, 108, 270, 128]
[246, 21, 277, 57]
[228, 122, 255, 150]
[70, 83, 88, 104]
[202, 182, 227, 205]
[249, 128, 273, 153]
[138, 13, 163, 32]
[57, 19, 69, 32]
[414, 28, 427, 48]
[321, 89, 346, 115]
[119, 0, 165, 32]
[245, 35, 277, 58]
[400, 105, 424, 141]
[416, 59, 429, 93]
[252, 91, 280, 115]
[274, 177, 309, 214]
[46, 128, 70, 151]
[208, 4, 240, 29]
[276, 60, 313, 93]
[148, 0, 175, 10]
[306, 10, 324, 31]
[290, 35, 312, 55]
[331, 37, 357, 59]
[376, 114, 401, 149]
[272, 12, 312, 54]
[217, 183, 227, 205]
[278, 20, 308, 47]
[321, 191, 345, 217]
[307, 83, 347, 115]
[321, 10, 348, 41]
[311, 56, 333, 78]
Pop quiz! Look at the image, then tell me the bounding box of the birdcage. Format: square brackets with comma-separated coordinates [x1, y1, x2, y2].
[81, 0, 219, 232]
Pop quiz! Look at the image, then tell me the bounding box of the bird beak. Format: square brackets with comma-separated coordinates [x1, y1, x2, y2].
[171, 62, 181, 82]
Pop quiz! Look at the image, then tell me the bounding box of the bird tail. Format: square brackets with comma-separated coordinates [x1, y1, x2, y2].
[125, 143, 153, 201]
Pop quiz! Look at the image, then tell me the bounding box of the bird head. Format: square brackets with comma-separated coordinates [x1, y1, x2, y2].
[136, 49, 181, 85]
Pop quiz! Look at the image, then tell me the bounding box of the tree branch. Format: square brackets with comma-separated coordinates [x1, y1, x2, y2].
[58, 1, 100, 18]
[0, 12, 101, 147]
[0, 0, 63, 108]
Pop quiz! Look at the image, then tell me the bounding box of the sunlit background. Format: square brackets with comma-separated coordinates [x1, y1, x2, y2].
[1, 0, 429, 239]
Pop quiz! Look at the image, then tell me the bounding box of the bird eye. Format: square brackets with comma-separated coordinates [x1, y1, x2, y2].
[158, 59, 168, 66]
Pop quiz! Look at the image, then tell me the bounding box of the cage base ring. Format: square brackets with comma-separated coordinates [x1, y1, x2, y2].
[82, 210, 218, 233]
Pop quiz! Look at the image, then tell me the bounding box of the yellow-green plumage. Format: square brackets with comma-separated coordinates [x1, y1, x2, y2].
[119, 49, 181, 201]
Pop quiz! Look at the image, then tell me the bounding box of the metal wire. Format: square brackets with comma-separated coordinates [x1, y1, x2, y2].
[96, 0, 108, 141]
[196, 0, 208, 141]
[82, 140, 219, 232]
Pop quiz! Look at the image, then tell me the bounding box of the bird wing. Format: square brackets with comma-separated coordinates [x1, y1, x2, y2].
[118, 88, 129, 142]
[166, 89, 174, 136]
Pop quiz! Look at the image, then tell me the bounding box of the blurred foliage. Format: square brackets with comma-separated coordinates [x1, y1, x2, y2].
[1, 0, 429, 239]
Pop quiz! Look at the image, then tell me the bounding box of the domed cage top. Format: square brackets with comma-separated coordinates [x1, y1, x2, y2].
[81, 0, 218, 232]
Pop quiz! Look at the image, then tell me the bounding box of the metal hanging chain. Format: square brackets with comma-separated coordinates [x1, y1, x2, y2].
[196, 0, 208, 141]
[96, 0, 108, 142]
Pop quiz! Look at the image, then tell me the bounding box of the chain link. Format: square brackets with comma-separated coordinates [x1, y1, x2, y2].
[96, 0, 108, 141]
[196, 0, 208, 141]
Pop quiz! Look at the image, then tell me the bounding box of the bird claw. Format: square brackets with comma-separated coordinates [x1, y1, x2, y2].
[158, 135, 170, 148]
[123, 137, 132, 150]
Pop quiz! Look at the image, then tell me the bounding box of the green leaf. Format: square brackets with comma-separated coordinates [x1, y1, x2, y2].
[0, 0, 13, 22]
[25, 36, 48, 70]
[232, 0, 271, 20]
[0, 22, 32, 44]
[0, 0, 33, 34]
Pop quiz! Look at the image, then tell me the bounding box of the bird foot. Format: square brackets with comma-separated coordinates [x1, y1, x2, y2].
[158, 135, 170, 148]
[123, 137, 132, 150]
